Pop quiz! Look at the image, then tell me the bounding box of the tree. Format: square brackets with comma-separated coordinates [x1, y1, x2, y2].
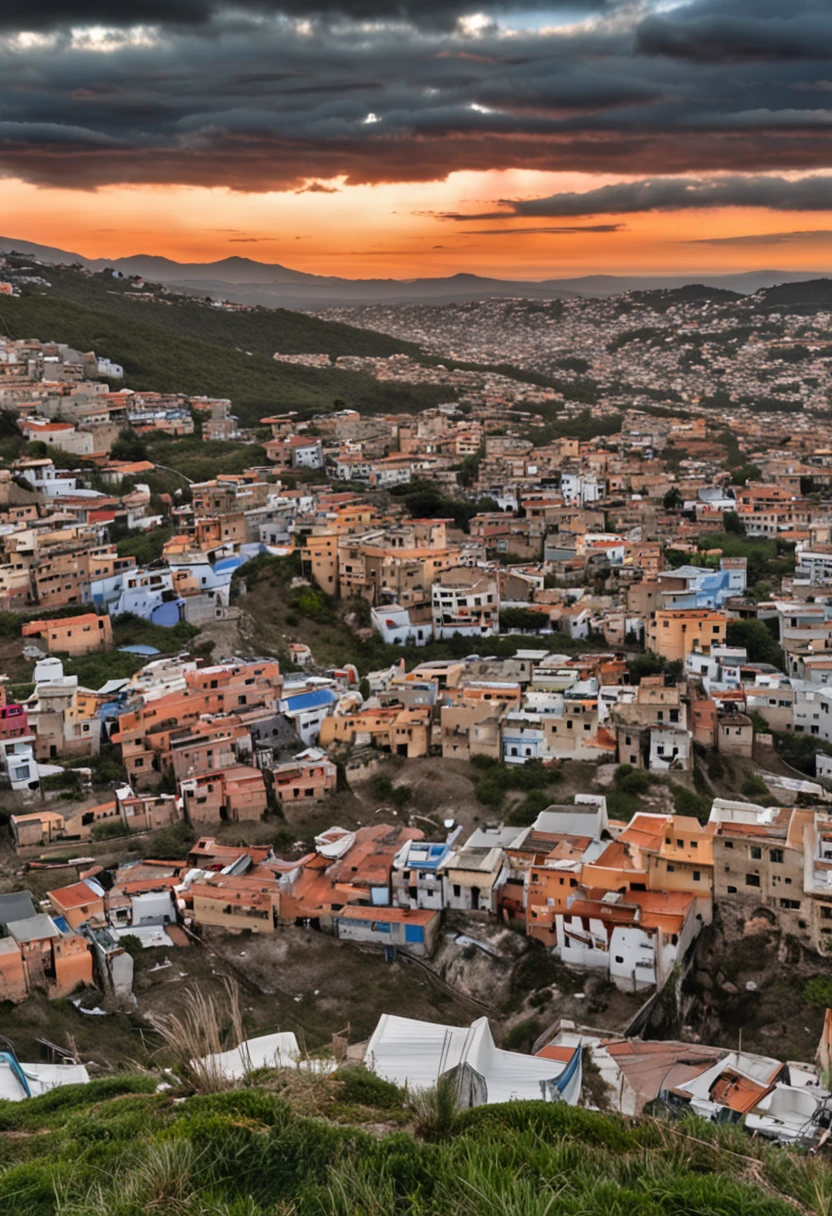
[726, 619, 785, 671]
[730, 464, 762, 486]
[722, 510, 745, 534]
[662, 487, 682, 511]
[110, 427, 148, 463]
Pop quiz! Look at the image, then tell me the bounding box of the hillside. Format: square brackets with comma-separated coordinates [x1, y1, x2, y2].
[0, 262, 452, 424]
[753, 277, 832, 314]
[1, 1073, 829, 1216]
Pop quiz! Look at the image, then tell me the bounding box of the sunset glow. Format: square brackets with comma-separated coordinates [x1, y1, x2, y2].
[1, 3, 831, 278]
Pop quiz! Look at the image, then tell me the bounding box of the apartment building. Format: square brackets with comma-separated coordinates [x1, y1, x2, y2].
[648, 609, 727, 663]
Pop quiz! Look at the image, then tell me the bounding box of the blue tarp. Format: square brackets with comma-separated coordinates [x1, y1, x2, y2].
[284, 688, 338, 713]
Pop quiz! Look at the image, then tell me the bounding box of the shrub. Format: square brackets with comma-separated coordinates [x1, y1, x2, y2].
[804, 976, 832, 1008]
[336, 1066, 402, 1110]
[503, 1019, 543, 1053]
[742, 774, 769, 798]
[91, 820, 126, 841]
[615, 767, 650, 796]
[146, 819, 195, 859]
[672, 784, 711, 822]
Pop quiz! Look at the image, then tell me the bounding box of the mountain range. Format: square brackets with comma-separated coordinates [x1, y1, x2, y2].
[1, 235, 828, 310]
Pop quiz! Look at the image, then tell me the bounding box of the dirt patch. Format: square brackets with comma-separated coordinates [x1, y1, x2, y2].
[202, 924, 477, 1046]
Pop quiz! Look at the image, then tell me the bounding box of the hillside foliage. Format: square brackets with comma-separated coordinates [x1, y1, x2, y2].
[0, 266, 454, 424]
[1, 1075, 831, 1216]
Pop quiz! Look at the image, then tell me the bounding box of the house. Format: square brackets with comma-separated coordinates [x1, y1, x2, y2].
[0, 913, 93, 1002]
[22, 613, 112, 656]
[47, 880, 106, 931]
[553, 887, 700, 992]
[391, 839, 451, 910]
[270, 749, 337, 805]
[717, 710, 754, 757]
[334, 906, 440, 956]
[440, 845, 509, 913]
[647, 609, 727, 663]
[180, 765, 268, 825]
[189, 873, 280, 934]
[432, 567, 499, 639]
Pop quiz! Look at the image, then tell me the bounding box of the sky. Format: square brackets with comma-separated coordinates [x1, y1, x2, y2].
[1, 1, 832, 279]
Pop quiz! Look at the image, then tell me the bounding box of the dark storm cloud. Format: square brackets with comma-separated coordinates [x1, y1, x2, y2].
[636, 0, 832, 63]
[499, 175, 832, 218]
[0, 2, 831, 192]
[0, 1, 614, 34]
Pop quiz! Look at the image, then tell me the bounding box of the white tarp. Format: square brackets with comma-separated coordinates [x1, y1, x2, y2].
[365, 1014, 581, 1106]
[195, 1033, 335, 1081]
[0, 1058, 90, 1102]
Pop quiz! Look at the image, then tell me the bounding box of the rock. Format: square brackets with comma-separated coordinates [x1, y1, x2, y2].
[720, 981, 739, 995]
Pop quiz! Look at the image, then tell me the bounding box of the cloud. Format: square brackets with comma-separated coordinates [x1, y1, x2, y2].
[295, 181, 340, 193]
[685, 228, 832, 245]
[0, 1, 615, 34]
[636, 5, 832, 64]
[456, 223, 626, 235]
[498, 174, 832, 218]
[0, 3, 831, 194]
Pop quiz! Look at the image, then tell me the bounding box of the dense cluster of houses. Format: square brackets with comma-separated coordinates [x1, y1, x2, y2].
[8, 318, 832, 1095]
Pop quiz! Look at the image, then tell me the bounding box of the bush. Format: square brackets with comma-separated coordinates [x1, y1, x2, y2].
[336, 1067, 401, 1110]
[503, 1018, 543, 1053]
[91, 820, 126, 841]
[804, 976, 832, 1008]
[506, 788, 553, 826]
[615, 766, 650, 796]
[146, 820, 195, 859]
[742, 774, 769, 799]
[119, 934, 145, 962]
[672, 784, 711, 822]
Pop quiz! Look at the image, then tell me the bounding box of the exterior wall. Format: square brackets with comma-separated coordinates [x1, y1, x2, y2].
[191, 888, 276, 933]
[713, 833, 806, 941]
[648, 610, 727, 662]
[23, 614, 112, 656]
[0, 945, 28, 1002]
[272, 760, 337, 804]
[718, 718, 754, 757]
[334, 911, 438, 956]
[49, 893, 105, 931]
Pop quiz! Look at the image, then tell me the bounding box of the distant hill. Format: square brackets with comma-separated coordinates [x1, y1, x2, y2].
[1, 235, 827, 309]
[752, 277, 832, 313]
[0, 258, 453, 424]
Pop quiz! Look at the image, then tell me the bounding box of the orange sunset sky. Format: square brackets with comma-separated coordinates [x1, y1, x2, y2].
[2, 3, 832, 280]
[4, 172, 832, 279]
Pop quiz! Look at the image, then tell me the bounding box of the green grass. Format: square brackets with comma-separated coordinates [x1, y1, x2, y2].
[1, 1078, 830, 1215]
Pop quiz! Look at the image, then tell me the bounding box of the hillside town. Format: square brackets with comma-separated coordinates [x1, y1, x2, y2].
[5, 279, 832, 1137]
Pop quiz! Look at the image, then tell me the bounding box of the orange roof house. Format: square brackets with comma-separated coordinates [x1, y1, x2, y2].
[22, 613, 112, 656]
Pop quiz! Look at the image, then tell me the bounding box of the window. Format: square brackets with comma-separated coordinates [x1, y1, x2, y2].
[750, 846, 762, 860]
[453, 884, 461, 898]
[780, 899, 801, 910]
[614, 955, 624, 964]
[666, 864, 675, 873]
[746, 874, 761, 887]
[725, 840, 734, 849]
[770, 849, 784, 864]
[727, 885, 737, 894]
[693, 871, 701, 882]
